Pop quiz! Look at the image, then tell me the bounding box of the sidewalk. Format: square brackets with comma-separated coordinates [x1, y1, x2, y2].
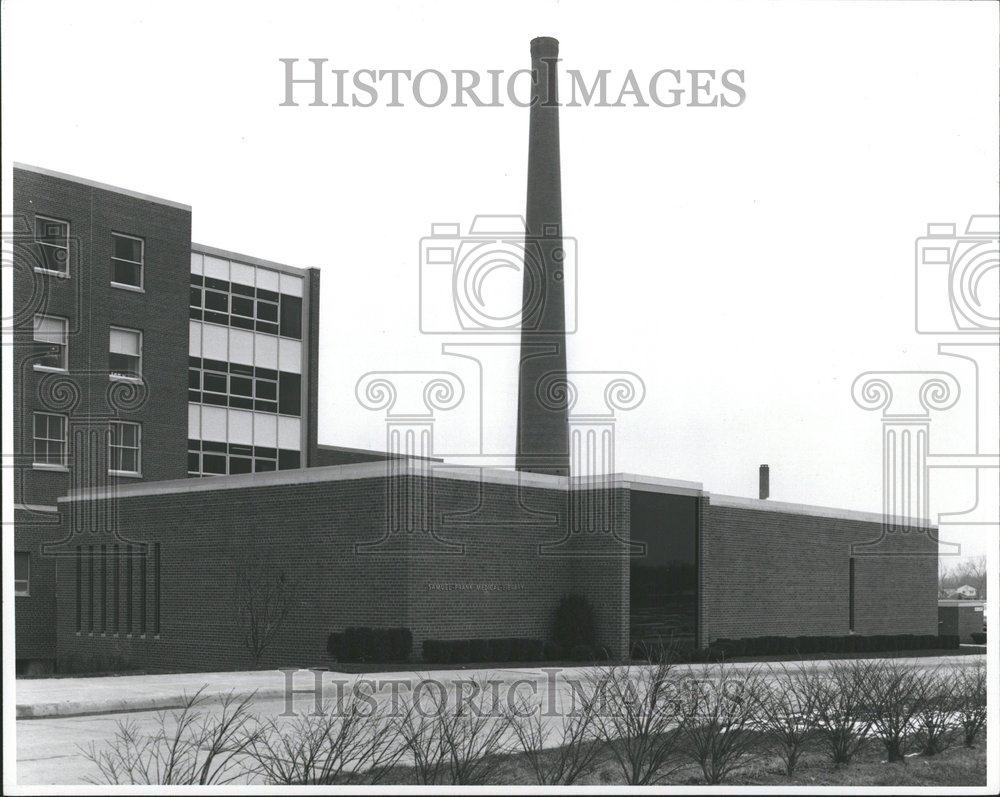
[16, 653, 977, 719]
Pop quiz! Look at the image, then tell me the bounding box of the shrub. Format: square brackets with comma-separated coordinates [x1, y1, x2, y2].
[467, 639, 491, 664]
[397, 675, 514, 784]
[812, 659, 874, 765]
[543, 640, 563, 661]
[81, 688, 260, 784]
[422, 639, 445, 664]
[682, 663, 769, 783]
[332, 628, 412, 663]
[756, 663, 821, 777]
[552, 593, 596, 652]
[250, 693, 403, 784]
[913, 669, 959, 756]
[507, 685, 602, 784]
[491, 638, 513, 663]
[956, 659, 987, 747]
[569, 644, 594, 662]
[591, 660, 688, 785]
[970, 631, 986, 644]
[862, 660, 926, 762]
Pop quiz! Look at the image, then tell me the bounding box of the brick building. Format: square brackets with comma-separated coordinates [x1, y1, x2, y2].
[10, 37, 940, 674]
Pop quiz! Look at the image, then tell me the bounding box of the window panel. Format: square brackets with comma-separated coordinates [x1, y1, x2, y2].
[280, 295, 302, 339]
[279, 372, 301, 415]
[34, 216, 70, 275]
[33, 413, 67, 466]
[109, 422, 141, 475]
[111, 234, 144, 288]
[109, 327, 142, 378]
[15, 552, 30, 596]
[33, 314, 68, 369]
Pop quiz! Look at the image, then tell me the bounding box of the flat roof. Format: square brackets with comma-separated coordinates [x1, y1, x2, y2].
[58, 460, 704, 503]
[708, 492, 935, 528]
[14, 162, 191, 211]
[192, 242, 314, 277]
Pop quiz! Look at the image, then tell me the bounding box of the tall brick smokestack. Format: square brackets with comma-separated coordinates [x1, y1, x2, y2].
[516, 36, 570, 477]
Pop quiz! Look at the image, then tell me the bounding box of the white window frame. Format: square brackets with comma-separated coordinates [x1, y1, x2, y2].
[109, 326, 143, 381]
[32, 314, 69, 372]
[110, 232, 145, 291]
[33, 412, 68, 469]
[15, 552, 31, 597]
[34, 215, 71, 276]
[108, 421, 142, 477]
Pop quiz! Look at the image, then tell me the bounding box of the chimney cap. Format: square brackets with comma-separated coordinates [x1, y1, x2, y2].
[530, 36, 559, 57]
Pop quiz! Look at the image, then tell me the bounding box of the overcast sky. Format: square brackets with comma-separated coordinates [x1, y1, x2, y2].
[4, 0, 998, 560]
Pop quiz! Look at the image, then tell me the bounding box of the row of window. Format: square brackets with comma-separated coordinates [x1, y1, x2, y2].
[187, 438, 301, 475]
[33, 414, 141, 476]
[74, 543, 160, 636]
[188, 357, 301, 416]
[190, 274, 302, 339]
[35, 216, 145, 289]
[33, 314, 142, 378]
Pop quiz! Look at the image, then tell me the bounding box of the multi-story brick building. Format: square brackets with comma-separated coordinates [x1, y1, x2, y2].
[11, 163, 326, 672]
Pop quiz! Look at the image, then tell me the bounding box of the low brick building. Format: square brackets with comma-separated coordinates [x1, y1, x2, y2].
[51, 464, 938, 672]
[938, 600, 987, 643]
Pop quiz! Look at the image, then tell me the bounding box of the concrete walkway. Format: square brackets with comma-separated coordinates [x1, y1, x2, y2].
[16, 651, 981, 720]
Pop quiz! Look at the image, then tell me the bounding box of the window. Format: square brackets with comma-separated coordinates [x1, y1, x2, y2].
[109, 327, 142, 379]
[111, 233, 144, 289]
[188, 273, 302, 339]
[109, 421, 141, 475]
[848, 557, 856, 632]
[33, 314, 68, 370]
[33, 412, 67, 467]
[34, 216, 70, 275]
[15, 552, 30, 596]
[186, 438, 298, 475]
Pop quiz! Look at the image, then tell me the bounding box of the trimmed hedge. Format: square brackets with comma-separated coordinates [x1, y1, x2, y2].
[645, 633, 961, 662]
[421, 637, 617, 664]
[423, 637, 551, 664]
[327, 627, 412, 663]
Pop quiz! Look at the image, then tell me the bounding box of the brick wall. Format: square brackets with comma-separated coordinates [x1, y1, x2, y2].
[54, 473, 630, 672]
[700, 501, 939, 645]
[13, 508, 62, 667]
[13, 166, 192, 665]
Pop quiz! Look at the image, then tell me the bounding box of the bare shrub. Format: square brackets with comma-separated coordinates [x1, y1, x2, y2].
[756, 663, 821, 777]
[249, 693, 403, 784]
[955, 658, 987, 747]
[81, 688, 259, 785]
[232, 561, 298, 668]
[811, 659, 874, 765]
[396, 676, 513, 785]
[394, 696, 448, 784]
[680, 663, 769, 784]
[590, 658, 689, 785]
[862, 660, 927, 762]
[505, 681, 602, 784]
[912, 669, 959, 756]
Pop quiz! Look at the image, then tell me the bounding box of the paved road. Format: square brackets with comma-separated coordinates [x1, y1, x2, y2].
[15, 654, 982, 786]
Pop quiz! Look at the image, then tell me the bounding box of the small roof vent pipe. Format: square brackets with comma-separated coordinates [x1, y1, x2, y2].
[759, 464, 770, 500]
